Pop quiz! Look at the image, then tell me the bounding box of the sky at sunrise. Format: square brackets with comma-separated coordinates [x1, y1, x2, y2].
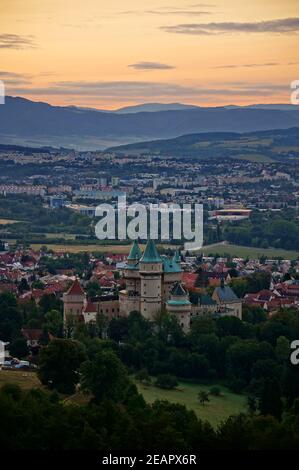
[0, 0, 299, 109]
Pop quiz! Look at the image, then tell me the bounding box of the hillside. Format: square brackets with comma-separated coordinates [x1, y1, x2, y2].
[1, 97, 299, 150]
[107, 127, 299, 161]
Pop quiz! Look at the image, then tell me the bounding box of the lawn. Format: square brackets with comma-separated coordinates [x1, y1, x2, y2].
[30, 242, 179, 254]
[0, 371, 246, 427]
[197, 243, 299, 260]
[0, 370, 41, 390]
[135, 380, 247, 428]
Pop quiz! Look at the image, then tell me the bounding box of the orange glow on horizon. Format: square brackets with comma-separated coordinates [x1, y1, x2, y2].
[0, 0, 298, 109]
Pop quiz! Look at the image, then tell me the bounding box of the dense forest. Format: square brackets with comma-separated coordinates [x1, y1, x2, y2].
[1, 287, 299, 449]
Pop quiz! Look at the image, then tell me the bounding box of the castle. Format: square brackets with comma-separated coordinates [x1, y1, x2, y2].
[118, 239, 191, 330]
[63, 239, 242, 332]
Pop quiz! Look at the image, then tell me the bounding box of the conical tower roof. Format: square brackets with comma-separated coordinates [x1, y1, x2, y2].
[66, 278, 84, 296]
[173, 250, 180, 264]
[140, 238, 161, 263]
[171, 281, 187, 297]
[127, 240, 142, 260]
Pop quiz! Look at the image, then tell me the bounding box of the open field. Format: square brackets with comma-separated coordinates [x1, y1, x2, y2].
[0, 370, 41, 390]
[0, 371, 246, 427]
[135, 380, 246, 428]
[198, 243, 299, 260]
[44, 233, 77, 240]
[30, 242, 179, 254]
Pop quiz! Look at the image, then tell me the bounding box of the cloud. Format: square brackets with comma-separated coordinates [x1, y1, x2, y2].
[128, 62, 175, 70]
[0, 34, 36, 49]
[145, 9, 211, 16]
[120, 5, 213, 17]
[0, 70, 32, 85]
[213, 62, 279, 69]
[7, 80, 290, 101]
[161, 17, 299, 35]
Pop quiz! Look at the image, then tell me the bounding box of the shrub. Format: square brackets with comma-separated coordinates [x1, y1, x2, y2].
[209, 386, 221, 396]
[155, 374, 178, 390]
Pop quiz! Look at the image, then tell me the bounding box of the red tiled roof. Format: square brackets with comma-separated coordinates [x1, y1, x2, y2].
[84, 300, 97, 313]
[182, 272, 197, 289]
[66, 279, 84, 296]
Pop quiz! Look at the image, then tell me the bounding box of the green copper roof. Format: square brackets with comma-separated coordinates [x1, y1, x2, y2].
[162, 256, 181, 273]
[173, 250, 181, 264]
[171, 282, 187, 297]
[127, 240, 142, 260]
[140, 239, 162, 263]
[167, 299, 191, 306]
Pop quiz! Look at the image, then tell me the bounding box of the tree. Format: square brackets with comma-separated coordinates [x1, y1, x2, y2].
[284, 363, 299, 407]
[38, 339, 87, 394]
[9, 338, 29, 359]
[39, 293, 62, 314]
[80, 349, 130, 403]
[107, 317, 129, 342]
[209, 386, 221, 397]
[259, 378, 283, 420]
[275, 336, 290, 363]
[155, 374, 178, 390]
[247, 396, 257, 415]
[135, 368, 151, 385]
[43, 309, 63, 337]
[242, 305, 267, 324]
[198, 390, 210, 406]
[0, 292, 23, 341]
[85, 281, 102, 298]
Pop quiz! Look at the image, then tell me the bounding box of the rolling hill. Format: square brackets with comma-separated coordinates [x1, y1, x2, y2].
[107, 127, 299, 161]
[1, 96, 299, 150]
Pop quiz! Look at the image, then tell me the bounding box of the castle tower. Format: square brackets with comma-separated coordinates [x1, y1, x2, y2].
[162, 250, 182, 303]
[63, 279, 86, 323]
[166, 282, 191, 332]
[119, 240, 142, 315]
[139, 239, 163, 320]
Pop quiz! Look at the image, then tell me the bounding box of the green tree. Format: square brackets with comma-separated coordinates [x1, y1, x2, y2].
[9, 338, 29, 359]
[43, 309, 63, 337]
[155, 374, 178, 390]
[198, 390, 210, 406]
[38, 339, 87, 393]
[80, 349, 130, 403]
[259, 378, 283, 420]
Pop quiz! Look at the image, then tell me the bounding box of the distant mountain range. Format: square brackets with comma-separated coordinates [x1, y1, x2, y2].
[0, 96, 299, 150]
[107, 127, 299, 162]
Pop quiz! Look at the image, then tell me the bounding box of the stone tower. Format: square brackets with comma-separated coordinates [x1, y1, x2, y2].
[166, 281, 191, 332]
[139, 238, 163, 320]
[63, 278, 86, 323]
[119, 240, 142, 315]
